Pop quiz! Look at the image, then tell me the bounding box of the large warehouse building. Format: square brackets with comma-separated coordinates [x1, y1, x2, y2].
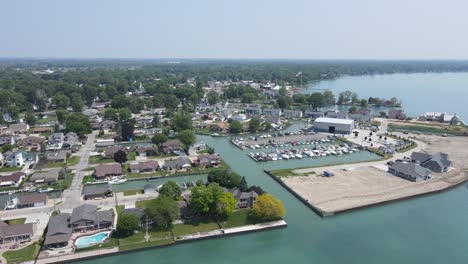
[313, 117, 355, 135]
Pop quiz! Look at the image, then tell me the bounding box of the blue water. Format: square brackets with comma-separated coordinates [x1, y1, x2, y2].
[75, 232, 110, 248]
[303, 72, 468, 121]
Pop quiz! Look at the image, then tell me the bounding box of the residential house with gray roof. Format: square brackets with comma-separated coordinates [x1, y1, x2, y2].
[94, 163, 123, 180]
[69, 204, 114, 231]
[411, 152, 451, 173]
[389, 162, 432, 182]
[29, 168, 63, 185]
[83, 184, 113, 200]
[163, 157, 191, 171]
[229, 188, 258, 209]
[0, 221, 35, 244]
[43, 213, 72, 249]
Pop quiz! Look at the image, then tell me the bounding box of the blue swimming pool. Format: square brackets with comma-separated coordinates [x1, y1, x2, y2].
[74, 231, 111, 248]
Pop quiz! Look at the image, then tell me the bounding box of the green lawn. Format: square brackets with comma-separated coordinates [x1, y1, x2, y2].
[36, 116, 57, 124]
[219, 210, 258, 228]
[135, 198, 157, 209]
[116, 205, 125, 215]
[388, 123, 466, 135]
[89, 155, 114, 164]
[123, 189, 144, 196]
[74, 237, 119, 252]
[67, 156, 81, 166]
[119, 238, 174, 251]
[5, 218, 26, 225]
[127, 151, 137, 161]
[3, 242, 40, 263]
[44, 162, 66, 168]
[172, 218, 220, 237]
[50, 173, 74, 189]
[82, 175, 95, 184]
[0, 166, 22, 172]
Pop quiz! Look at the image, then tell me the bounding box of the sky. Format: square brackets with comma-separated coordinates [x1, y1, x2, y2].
[1, 0, 468, 59]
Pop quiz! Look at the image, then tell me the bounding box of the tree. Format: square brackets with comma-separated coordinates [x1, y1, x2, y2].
[65, 113, 91, 136]
[120, 120, 135, 141]
[208, 169, 242, 188]
[278, 87, 287, 97]
[292, 93, 306, 104]
[248, 117, 261, 132]
[218, 192, 237, 217]
[164, 94, 180, 111]
[348, 106, 357, 114]
[53, 93, 70, 109]
[152, 115, 160, 128]
[171, 112, 193, 132]
[207, 91, 219, 105]
[24, 112, 37, 126]
[177, 130, 196, 152]
[71, 93, 84, 112]
[1, 144, 13, 153]
[104, 108, 119, 120]
[307, 92, 325, 111]
[263, 121, 272, 131]
[276, 96, 292, 110]
[239, 176, 248, 192]
[379, 111, 387, 118]
[360, 99, 368, 108]
[249, 194, 285, 222]
[159, 181, 182, 200]
[152, 133, 168, 149]
[229, 121, 242, 134]
[323, 90, 335, 105]
[145, 195, 179, 230]
[56, 109, 67, 124]
[241, 93, 256, 103]
[116, 213, 140, 236]
[7, 105, 19, 121]
[114, 150, 127, 164]
[190, 183, 229, 216]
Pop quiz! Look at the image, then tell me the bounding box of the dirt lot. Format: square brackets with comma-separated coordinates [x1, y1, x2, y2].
[281, 134, 468, 214]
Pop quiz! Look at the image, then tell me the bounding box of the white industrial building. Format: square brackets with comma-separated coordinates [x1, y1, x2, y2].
[313, 117, 355, 135]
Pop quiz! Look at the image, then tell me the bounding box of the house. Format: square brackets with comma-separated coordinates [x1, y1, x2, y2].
[17, 193, 48, 208]
[348, 109, 371, 123]
[8, 123, 29, 134]
[313, 117, 355, 135]
[163, 157, 191, 171]
[230, 188, 258, 208]
[63, 132, 81, 148]
[265, 115, 283, 126]
[245, 104, 262, 115]
[83, 184, 113, 200]
[263, 108, 282, 117]
[103, 145, 125, 159]
[388, 109, 406, 120]
[122, 208, 153, 226]
[210, 122, 229, 133]
[192, 141, 207, 152]
[230, 114, 247, 122]
[388, 162, 432, 182]
[177, 200, 195, 219]
[31, 127, 52, 134]
[195, 154, 221, 168]
[411, 152, 451, 173]
[46, 150, 70, 163]
[4, 151, 39, 167]
[162, 139, 183, 154]
[135, 146, 158, 157]
[129, 160, 159, 173]
[0, 135, 15, 146]
[304, 111, 325, 119]
[0, 221, 35, 244]
[0, 172, 26, 188]
[48, 133, 64, 149]
[43, 213, 72, 249]
[282, 110, 303, 119]
[94, 163, 123, 180]
[69, 204, 114, 232]
[325, 110, 347, 119]
[19, 136, 44, 148]
[29, 168, 63, 185]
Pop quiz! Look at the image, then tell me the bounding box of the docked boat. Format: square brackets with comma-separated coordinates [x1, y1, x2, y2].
[38, 187, 54, 193]
[108, 177, 127, 185]
[211, 133, 220, 137]
[5, 197, 18, 210]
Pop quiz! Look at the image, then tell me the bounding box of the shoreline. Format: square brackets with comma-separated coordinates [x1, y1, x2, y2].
[35, 220, 287, 264]
[264, 169, 468, 217]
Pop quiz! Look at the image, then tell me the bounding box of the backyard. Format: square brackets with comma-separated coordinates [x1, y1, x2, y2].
[3, 242, 40, 263]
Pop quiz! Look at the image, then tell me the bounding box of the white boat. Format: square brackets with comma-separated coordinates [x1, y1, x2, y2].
[282, 154, 290, 160]
[255, 144, 261, 149]
[211, 133, 220, 137]
[5, 197, 18, 210]
[295, 154, 303, 159]
[38, 187, 54, 193]
[109, 177, 127, 185]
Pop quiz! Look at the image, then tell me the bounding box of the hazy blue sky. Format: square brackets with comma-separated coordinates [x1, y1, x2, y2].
[1, 0, 467, 59]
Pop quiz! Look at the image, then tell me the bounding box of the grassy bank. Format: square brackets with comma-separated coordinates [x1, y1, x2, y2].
[388, 123, 467, 135]
[3, 242, 40, 263]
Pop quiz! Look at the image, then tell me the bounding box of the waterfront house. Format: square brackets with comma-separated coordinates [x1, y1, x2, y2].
[135, 146, 158, 157]
[129, 160, 159, 173]
[177, 200, 195, 219]
[163, 157, 191, 171]
[122, 208, 154, 226]
[282, 110, 303, 119]
[229, 188, 258, 209]
[411, 152, 451, 173]
[69, 204, 114, 232]
[83, 184, 113, 200]
[43, 213, 72, 249]
[195, 154, 221, 168]
[17, 193, 48, 208]
[192, 141, 207, 152]
[245, 104, 262, 115]
[388, 162, 432, 182]
[0, 172, 26, 188]
[210, 122, 230, 133]
[162, 139, 183, 154]
[263, 108, 282, 117]
[29, 168, 63, 185]
[94, 163, 123, 180]
[0, 221, 35, 244]
[265, 115, 283, 126]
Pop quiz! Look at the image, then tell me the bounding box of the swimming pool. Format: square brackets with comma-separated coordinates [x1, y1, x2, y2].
[74, 231, 111, 248]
